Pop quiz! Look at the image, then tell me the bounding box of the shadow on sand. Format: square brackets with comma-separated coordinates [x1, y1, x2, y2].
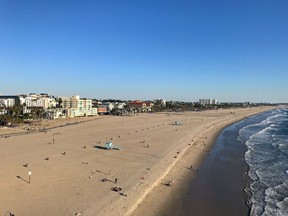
[96, 169, 109, 175]
[93, 145, 121, 150]
[16, 175, 29, 184]
[93, 145, 107, 150]
[100, 177, 115, 183]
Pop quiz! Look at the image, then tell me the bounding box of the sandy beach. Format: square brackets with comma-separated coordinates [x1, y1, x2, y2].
[0, 107, 274, 216]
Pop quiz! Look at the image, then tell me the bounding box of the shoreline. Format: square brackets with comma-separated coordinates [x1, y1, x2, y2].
[180, 115, 252, 216]
[131, 107, 275, 216]
[0, 107, 276, 216]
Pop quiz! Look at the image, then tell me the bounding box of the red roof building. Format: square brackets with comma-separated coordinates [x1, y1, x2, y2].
[128, 101, 154, 111]
[129, 101, 146, 109]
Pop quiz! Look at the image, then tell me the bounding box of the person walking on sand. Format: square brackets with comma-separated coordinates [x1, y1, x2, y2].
[115, 178, 118, 183]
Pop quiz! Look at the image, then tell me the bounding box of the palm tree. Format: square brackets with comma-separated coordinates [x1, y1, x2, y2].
[0, 102, 5, 115]
[11, 104, 22, 124]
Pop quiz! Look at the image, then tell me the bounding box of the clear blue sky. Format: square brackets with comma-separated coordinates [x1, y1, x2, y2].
[0, 0, 287, 102]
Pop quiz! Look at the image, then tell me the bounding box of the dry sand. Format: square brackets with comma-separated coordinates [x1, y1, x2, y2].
[0, 107, 274, 216]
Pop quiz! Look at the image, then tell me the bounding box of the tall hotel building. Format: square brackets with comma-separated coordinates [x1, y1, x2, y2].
[199, 98, 218, 105]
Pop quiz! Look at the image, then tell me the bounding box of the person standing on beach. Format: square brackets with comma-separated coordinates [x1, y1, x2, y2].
[115, 178, 118, 183]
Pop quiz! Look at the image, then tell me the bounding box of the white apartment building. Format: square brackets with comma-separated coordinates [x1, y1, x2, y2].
[22, 95, 56, 109]
[24, 97, 41, 107]
[0, 98, 15, 107]
[211, 99, 217, 104]
[199, 98, 218, 105]
[61, 95, 97, 117]
[65, 107, 98, 117]
[44, 108, 65, 119]
[41, 97, 57, 108]
[61, 95, 92, 110]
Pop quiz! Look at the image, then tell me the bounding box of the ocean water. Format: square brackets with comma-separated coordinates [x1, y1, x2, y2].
[238, 108, 288, 216]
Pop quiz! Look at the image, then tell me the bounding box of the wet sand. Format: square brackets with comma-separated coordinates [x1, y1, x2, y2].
[181, 120, 250, 216]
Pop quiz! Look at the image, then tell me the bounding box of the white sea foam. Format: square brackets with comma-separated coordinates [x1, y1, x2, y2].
[243, 109, 288, 215]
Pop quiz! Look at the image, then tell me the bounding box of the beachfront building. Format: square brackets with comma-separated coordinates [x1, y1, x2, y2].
[44, 108, 65, 119]
[39, 97, 57, 109]
[128, 100, 154, 112]
[0, 98, 16, 107]
[0, 96, 21, 116]
[0, 96, 21, 107]
[0, 98, 15, 115]
[199, 98, 218, 105]
[20, 94, 57, 109]
[95, 101, 127, 115]
[65, 108, 98, 117]
[0, 94, 58, 116]
[129, 100, 147, 111]
[19, 94, 57, 114]
[61, 95, 92, 110]
[24, 96, 42, 107]
[61, 95, 97, 117]
[97, 105, 108, 115]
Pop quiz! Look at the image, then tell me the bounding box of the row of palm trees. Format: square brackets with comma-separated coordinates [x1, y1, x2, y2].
[150, 101, 272, 112]
[0, 104, 45, 125]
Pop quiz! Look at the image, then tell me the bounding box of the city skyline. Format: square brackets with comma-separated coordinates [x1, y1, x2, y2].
[1, 0, 287, 103]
